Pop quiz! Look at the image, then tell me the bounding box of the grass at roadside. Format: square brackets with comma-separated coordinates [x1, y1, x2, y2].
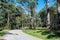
[0, 30, 9, 36]
[0, 31, 4, 36]
[23, 27, 60, 40]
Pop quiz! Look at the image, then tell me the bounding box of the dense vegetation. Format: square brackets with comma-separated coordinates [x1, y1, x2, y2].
[23, 27, 60, 40]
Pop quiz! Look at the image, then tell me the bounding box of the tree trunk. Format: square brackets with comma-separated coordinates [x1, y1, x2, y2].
[22, 13, 23, 29]
[57, 0, 60, 30]
[47, 12, 51, 29]
[7, 12, 10, 29]
[46, 0, 51, 29]
[33, 11, 36, 29]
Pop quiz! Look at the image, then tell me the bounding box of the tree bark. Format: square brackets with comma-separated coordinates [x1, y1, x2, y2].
[46, 0, 51, 29]
[7, 12, 10, 29]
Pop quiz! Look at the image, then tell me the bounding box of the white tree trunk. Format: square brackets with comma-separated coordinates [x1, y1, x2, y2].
[7, 13, 10, 29]
[47, 12, 50, 28]
[46, 0, 51, 28]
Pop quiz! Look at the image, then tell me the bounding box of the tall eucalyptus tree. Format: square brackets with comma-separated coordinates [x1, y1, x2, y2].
[57, 0, 60, 30]
[16, 0, 38, 29]
[45, 0, 51, 29]
[15, 6, 25, 29]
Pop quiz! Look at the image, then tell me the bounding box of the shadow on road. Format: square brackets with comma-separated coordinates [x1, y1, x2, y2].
[4, 32, 19, 35]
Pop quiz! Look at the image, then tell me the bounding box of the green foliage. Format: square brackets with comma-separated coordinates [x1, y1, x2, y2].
[38, 8, 47, 27]
[0, 0, 26, 29]
[0, 31, 4, 36]
[49, 5, 57, 31]
[23, 27, 60, 40]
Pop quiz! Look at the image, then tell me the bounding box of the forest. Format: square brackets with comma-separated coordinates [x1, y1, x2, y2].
[0, 0, 60, 40]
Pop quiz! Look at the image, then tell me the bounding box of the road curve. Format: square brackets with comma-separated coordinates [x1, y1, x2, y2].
[4, 30, 43, 40]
